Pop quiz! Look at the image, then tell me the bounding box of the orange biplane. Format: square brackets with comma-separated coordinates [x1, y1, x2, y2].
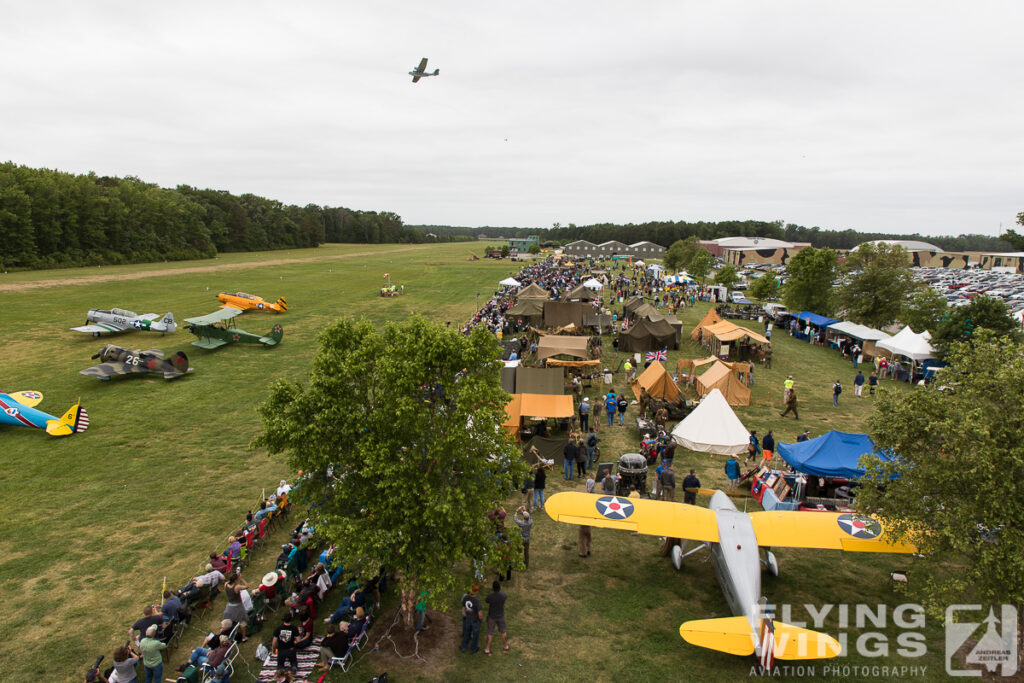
[217, 291, 288, 313]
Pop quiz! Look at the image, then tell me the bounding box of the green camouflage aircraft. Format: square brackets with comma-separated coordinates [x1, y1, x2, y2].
[80, 345, 192, 381]
[183, 308, 283, 350]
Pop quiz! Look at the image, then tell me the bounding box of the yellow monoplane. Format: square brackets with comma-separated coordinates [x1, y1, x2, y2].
[545, 490, 917, 670]
[217, 292, 287, 313]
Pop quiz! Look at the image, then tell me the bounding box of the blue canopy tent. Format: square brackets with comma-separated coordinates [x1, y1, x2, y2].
[794, 311, 838, 341]
[776, 430, 895, 479]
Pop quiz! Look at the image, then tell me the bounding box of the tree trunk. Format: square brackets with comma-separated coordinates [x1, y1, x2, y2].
[400, 588, 416, 629]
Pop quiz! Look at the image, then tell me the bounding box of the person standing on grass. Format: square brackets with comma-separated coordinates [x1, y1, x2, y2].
[575, 437, 587, 477]
[563, 438, 577, 481]
[483, 581, 509, 656]
[617, 393, 628, 426]
[605, 392, 617, 427]
[854, 370, 865, 397]
[533, 460, 549, 511]
[780, 388, 799, 419]
[832, 379, 843, 407]
[271, 612, 300, 673]
[661, 463, 676, 502]
[578, 397, 591, 432]
[725, 455, 741, 491]
[682, 470, 700, 505]
[459, 585, 483, 654]
[585, 427, 599, 470]
[139, 624, 166, 683]
[869, 371, 878, 396]
[761, 430, 775, 465]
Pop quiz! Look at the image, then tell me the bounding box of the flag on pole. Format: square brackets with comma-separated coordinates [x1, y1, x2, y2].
[383, 273, 390, 279]
[645, 348, 668, 362]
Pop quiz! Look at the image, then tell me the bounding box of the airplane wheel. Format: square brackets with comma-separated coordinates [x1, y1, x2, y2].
[766, 551, 779, 577]
[93, 332, 100, 338]
[671, 544, 684, 571]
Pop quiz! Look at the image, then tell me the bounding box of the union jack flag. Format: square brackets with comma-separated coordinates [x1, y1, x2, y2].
[645, 348, 668, 362]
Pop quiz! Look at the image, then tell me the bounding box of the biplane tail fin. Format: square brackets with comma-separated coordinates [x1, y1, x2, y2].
[260, 324, 284, 346]
[46, 401, 89, 436]
[276, 297, 287, 312]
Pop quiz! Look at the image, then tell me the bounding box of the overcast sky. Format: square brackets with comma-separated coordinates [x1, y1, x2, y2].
[2, 2, 1021, 236]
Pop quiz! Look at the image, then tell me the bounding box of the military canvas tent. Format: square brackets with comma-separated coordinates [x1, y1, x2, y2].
[582, 313, 612, 330]
[517, 283, 550, 299]
[677, 356, 718, 383]
[514, 367, 565, 395]
[695, 360, 750, 406]
[543, 301, 587, 327]
[671, 388, 749, 455]
[505, 298, 545, 322]
[690, 309, 723, 341]
[618, 317, 678, 353]
[500, 366, 517, 394]
[503, 393, 575, 438]
[536, 335, 590, 360]
[876, 326, 934, 361]
[630, 302, 660, 319]
[623, 297, 646, 315]
[567, 285, 599, 302]
[777, 431, 895, 479]
[631, 361, 681, 402]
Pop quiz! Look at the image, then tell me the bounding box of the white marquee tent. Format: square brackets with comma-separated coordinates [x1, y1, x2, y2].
[875, 325, 934, 361]
[582, 278, 604, 290]
[499, 277, 522, 287]
[671, 388, 749, 455]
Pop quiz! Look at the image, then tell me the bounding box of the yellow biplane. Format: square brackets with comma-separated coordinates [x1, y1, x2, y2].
[217, 291, 287, 313]
[545, 490, 917, 670]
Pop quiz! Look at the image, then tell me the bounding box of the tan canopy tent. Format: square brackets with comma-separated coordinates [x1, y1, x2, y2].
[536, 335, 590, 360]
[514, 367, 565, 395]
[703, 320, 770, 345]
[631, 361, 681, 402]
[517, 283, 550, 299]
[695, 360, 750, 406]
[618, 317, 678, 353]
[545, 358, 601, 368]
[503, 393, 575, 438]
[690, 309, 723, 341]
[677, 356, 718, 384]
[543, 301, 588, 327]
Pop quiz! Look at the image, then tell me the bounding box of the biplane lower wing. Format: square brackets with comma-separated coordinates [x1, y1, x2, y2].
[192, 338, 229, 350]
[544, 492, 720, 542]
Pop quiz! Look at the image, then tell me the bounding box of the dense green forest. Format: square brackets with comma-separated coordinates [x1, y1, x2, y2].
[0, 163, 440, 270]
[410, 221, 1014, 253]
[0, 162, 1012, 271]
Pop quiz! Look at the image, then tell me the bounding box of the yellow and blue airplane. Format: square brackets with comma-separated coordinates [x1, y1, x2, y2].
[0, 391, 89, 436]
[545, 490, 917, 670]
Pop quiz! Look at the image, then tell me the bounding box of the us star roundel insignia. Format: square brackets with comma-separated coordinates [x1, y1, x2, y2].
[836, 513, 882, 540]
[596, 496, 634, 519]
[21, 392, 42, 399]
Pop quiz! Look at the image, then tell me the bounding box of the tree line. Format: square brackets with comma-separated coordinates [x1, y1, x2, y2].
[0, 163, 432, 270]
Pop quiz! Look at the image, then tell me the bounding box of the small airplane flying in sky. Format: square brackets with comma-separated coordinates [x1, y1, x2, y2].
[71, 308, 176, 336]
[409, 57, 439, 83]
[217, 291, 287, 313]
[545, 490, 917, 670]
[0, 391, 89, 436]
[80, 345, 192, 381]
[184, 308, 283, 349]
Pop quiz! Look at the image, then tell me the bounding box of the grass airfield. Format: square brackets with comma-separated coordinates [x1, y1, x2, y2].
[0, 243, 949, 682]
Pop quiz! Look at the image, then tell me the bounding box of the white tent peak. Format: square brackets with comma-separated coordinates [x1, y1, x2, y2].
[499, 277, 521, 287]
[671, 388, 749, 455]
[876, 325, 934, 361]
[582, 277, 604, 290]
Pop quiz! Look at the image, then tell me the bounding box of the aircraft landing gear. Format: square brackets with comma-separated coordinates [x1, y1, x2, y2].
[762, 549, 779, 577]
[672, 539, 709, 570]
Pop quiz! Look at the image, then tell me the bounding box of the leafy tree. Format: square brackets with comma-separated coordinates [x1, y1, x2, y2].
[999, 211, 1024, 249]
[528, 243, 541, 254]
[857, 331, 1024, 616]
[663, 236, 700, 273]
[782, 247, 838, 315]
[930, 295, 1021, 357]
[837, 243, 917, 329]
[713, 264, 739, 289]
[748, 274, 781, 302]
[254, 317, 526, 627]
[500, 244, 511, 257]
[687, 247, 715, 284]
[902, 285, 948, 333]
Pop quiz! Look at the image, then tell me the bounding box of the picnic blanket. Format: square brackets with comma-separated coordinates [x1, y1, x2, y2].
[256, 636, 323, 682]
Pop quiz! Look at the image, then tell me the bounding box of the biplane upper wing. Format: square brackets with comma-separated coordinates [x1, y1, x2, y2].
[544, 492, 719, 541]
[748, 510, 917, 553]
[185, 308, 242, 325]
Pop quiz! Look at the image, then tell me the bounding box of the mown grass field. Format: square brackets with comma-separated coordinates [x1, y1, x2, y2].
[0, 244, 950, 682]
